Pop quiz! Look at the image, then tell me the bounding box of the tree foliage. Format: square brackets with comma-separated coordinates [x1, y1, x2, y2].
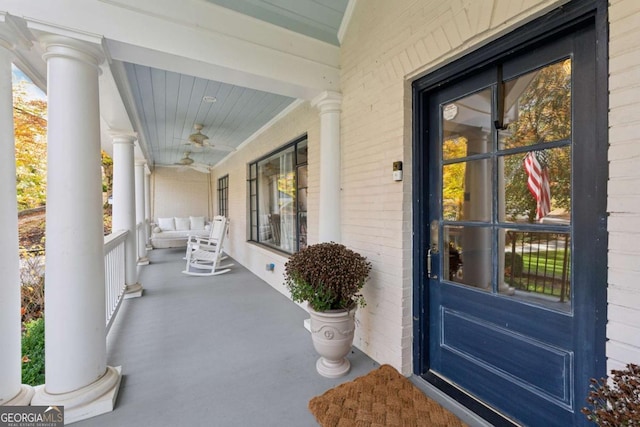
[502, 60, 572, 222]
[102, 150, 113, 206]
[21, 317, 45, 386]
[442, 137, 467, 221]
[14, 81, 47, 210]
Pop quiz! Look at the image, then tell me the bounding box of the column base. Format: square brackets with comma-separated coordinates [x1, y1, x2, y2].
[137, 257, 150, 266]
[31, 366, 121, 424]
[124, 283, 143, 299]
[1, 385, 35, 406]
[499, 284, 516, 295]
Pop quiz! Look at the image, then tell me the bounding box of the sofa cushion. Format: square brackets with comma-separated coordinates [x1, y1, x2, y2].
[175, 217, 191, 231]
[190, 216, 206, 230]
[157, 217, 175, 231]
[154, 230, 203, 238]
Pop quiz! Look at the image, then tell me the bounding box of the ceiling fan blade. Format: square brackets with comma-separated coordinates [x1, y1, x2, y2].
[212, 144, 236, 152]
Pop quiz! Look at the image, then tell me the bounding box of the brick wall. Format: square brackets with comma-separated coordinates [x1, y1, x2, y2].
[206, 0, 640, 376]
[340, 0, 568, 374]
[152, 167, 211, 220]
[607, 0, 640, 371]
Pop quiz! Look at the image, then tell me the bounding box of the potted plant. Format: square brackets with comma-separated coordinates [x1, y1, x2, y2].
[284, 242, 371, 378]
[582, 363, 640, 425]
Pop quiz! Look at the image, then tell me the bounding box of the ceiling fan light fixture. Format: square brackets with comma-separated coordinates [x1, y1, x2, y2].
[188, 123, 210, 146]
[177, 152, 194, 165]
[188, 133, 209, 145]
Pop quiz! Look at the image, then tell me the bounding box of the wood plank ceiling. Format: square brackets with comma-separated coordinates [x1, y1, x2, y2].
[122, 0, 348, 169]
[124, 63, 294, 168]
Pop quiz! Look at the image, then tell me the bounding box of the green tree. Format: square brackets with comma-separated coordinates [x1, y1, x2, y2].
[14, 81, 47, 210]
[21, 317, 45, 386]
[102, 151, 113, 234]
[442, 137, 467, 221]
[503, 60, 572, 222]
[102, 150, 113, 206]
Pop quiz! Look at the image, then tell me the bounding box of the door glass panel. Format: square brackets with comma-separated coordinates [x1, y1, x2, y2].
[443, 159, 492, 222]
[499, 59, 572, 150]
[444, 225, 491, 291]
[499, 229, 571, 312]
[499, 146, 571, 224]
[442, 89, 492, 160]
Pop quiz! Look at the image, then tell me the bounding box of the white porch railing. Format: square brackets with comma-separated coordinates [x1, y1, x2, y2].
[104, 230, 128, 333]
[136, 221, 144, 256]
[136, 221, 148, 262]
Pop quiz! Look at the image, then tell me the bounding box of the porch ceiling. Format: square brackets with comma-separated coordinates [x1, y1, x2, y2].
[113, 0, 350, 170]
[6, 0, 352, 170]
[204, 0, 349, 46]
[121, 62, 295, 168]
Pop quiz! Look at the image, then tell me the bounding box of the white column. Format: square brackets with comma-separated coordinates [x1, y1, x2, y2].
[111, 132, 143, 294]
[31, 35, 121, 424]
[144, 169, 153, 250]
[0, 17, 34, 406]
[135, 161, 149, 265]
[312, 91, 342, 243]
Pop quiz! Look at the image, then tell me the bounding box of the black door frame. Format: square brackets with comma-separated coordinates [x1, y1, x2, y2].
[412, 0, 608, 424]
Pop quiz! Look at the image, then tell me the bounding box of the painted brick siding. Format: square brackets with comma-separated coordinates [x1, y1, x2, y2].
[607, 0, 640, 371]
[210, 101, 320, 296]
[201, 0, 640, 379]
[340, 0, 569, 374]
[151, 167, 211, 220]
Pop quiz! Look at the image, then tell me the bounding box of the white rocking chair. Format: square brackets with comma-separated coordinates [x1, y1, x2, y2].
[184, 215, 226, 256]
[182, 216, 234, 276]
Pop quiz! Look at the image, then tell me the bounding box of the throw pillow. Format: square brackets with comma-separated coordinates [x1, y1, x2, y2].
[190, 216, 206, 230]
[175, 217, 191, 231]
[157, 217, 175, 231]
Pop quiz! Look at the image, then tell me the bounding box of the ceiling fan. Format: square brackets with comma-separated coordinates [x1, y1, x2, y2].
[173, 151, 210, 174]
[180, 123, 236, 152]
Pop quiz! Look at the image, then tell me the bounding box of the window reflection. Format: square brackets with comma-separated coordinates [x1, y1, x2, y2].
[443, 159, 492, 222]
[257, 147, 296, 252]
[444, 225, 491, 291]
[249, 137, 307, 253]
[442, 89, 492, 160]
[499, 229, 571, 311]
[499, 59, 572, 149]
[297, 163, 308, 250]
[438, 59, 573, 310]
[499, 146, 571, 224]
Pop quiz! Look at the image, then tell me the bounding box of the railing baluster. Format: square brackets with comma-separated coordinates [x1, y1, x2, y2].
[104, 230, 129, 333]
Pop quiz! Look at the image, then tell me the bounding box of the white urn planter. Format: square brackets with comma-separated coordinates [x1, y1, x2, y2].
[308, 304, 356, 378]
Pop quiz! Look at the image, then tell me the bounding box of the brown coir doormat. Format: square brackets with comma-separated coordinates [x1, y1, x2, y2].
[309, 365, 467, 427]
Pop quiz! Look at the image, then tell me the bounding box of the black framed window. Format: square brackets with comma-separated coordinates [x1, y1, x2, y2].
[217, 175, 229, 217]
[248, 135, 307, 253]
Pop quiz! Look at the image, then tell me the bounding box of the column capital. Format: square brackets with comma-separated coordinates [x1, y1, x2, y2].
[135, 160, 151, 176]
[311, 90, 342, 113]
[109, 131, 137, 145]
[0, 13, 32, 51]
[39, 34, 104, 72]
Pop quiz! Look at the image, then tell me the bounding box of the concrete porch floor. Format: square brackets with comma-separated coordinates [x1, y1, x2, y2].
[76, 248, 491, 427]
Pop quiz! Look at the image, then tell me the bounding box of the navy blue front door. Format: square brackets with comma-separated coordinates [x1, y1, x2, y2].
[413, 13, 607, 427]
